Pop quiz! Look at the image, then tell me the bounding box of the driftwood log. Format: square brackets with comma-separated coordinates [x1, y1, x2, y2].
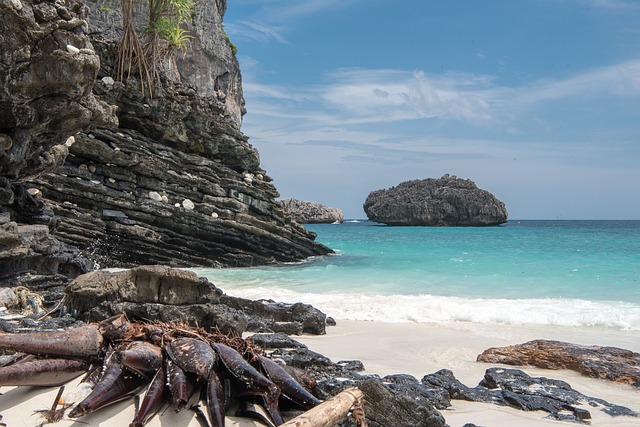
[281, 387, 366, 427]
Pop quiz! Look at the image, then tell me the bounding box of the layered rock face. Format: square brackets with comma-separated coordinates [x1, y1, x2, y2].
[0, 0, 331, 280]
[25, 79, 330, 267]
[364, 175, 508, 226]
[0, 0, 117, 286]
[281, 198, 344, 224]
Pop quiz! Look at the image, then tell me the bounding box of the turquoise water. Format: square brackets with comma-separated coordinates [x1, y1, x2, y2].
[193, 220, 640, 330]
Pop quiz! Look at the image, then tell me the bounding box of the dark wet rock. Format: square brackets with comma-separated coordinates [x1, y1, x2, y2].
[270, 347, 335, 371]
[347, 379, 446, 427]
[248, 332, 308, 350]
[326, 316, 337, 326]
[363, 174, 508, 226]
[221, 295, 326, 335]
[382, 374, 451, 411]
[422, 369, 498, 404]
[480, 367, 638, 422]
[0, 219, 92, 292]
[477, 339, 640, 388]
[281, 198, 344, 224]
[62, 266, 328, 337]
[338, 360, 365, 372]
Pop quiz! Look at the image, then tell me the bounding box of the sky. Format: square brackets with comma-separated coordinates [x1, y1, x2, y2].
[223, 0, 640, 220]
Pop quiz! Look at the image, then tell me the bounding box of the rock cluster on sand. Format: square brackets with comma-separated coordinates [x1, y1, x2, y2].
[253, 330, 639, 426]
[477, 339, 640, 387]
[363, 174, 508, 226]
[62, 266, 327, 336]
[1, 266, 639, 426]
[281, 198, 344, 224]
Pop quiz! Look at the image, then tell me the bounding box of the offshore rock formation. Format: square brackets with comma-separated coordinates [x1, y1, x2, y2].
[0, 0, 331, 284]
[477, 340, 640, 388]
[364, 174, 508, 226]
[281, 198, 344, 224]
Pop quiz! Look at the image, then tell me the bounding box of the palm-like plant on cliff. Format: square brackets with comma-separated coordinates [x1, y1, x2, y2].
[116, 0, 195, 96]
[144, 0, 194, 85]
[117, 0, 152, 94]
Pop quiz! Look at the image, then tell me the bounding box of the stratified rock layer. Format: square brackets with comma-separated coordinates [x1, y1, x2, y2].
[1, 0, 117, 286]
[364, 175, 508, 226]
[477, 339, 640, 387]
[0, 0, 331, 275]
[281, 198, 344, 224]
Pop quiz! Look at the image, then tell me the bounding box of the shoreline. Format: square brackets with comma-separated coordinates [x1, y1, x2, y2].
[1, 320, 639, 426]
[295, 319, 640, 427]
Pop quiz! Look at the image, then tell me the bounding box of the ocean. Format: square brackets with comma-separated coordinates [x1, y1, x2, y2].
[193, 220, 640, 331]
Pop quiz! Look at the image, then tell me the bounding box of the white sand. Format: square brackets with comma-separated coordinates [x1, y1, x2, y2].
[295, 320, 640, 427]
[1, 320, 639, 426]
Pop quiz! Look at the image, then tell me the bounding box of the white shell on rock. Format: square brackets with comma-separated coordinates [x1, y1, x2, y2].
[211, 212, 219, 218]
[66, 45, 80, 54]
[64, 136, 75, 147]
[182, 199, 195, 210]
[149, 191, 162, 202]
[161, 195, 169, 203]
[102, 76, 115, 87]
[174, 203, 181, 208]
[10, 0, 22, 11]
[27, 188, 40, 196]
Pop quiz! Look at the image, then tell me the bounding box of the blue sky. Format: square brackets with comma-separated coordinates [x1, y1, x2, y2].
[224, 0, 640, 219]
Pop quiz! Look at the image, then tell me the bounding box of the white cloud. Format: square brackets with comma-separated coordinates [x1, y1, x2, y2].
[514, 59, 640, 104]
[578, 0, 640, 10]
[226, 0, 362, 44]
[224, 20, 287, 44]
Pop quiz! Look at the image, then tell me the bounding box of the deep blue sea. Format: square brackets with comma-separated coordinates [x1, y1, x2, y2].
[193, 220, 640, 330]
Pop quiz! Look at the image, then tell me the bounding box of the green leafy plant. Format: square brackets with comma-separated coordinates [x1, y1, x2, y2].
[222, 28, 237, 55]
[116, 0, 196, 96]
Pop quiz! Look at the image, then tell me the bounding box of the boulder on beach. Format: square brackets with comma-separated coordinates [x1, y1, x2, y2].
[477, 339, 640, 387]
[281, 198, 344, 224]
[63, 265, 328, 336]
[363, 174, 508, 226]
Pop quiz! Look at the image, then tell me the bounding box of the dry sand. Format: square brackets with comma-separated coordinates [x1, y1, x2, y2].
[1, 320, 639, 426]
[295, 320, 640, 427]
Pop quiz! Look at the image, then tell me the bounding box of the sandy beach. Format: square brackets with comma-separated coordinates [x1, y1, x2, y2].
[1, 319, 639, 426]
[295, 320, 640, 427]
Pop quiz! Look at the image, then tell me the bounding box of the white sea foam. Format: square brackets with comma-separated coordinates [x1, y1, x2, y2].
[216, 285, 640, 331]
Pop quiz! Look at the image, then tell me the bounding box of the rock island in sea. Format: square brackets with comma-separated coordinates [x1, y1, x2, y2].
[281, 198, 344, 224]
[364, 174, 508, 226]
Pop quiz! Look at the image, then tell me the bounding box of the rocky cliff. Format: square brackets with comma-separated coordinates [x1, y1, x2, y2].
[281, 198, 344, 224]
[0, 0, 331, 286]
[364, 175, 508, 226]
